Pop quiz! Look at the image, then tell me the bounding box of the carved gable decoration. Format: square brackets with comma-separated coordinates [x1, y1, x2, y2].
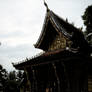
[48, 33, 72, 51]
[34, 10, 83, 51]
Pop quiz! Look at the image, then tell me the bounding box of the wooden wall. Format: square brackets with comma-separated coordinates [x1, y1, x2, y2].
[88, 75, 92, 92]
[23, 57, 88, 92]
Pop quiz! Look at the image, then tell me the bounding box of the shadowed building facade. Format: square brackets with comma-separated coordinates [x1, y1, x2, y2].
[13, 8, 92, 92]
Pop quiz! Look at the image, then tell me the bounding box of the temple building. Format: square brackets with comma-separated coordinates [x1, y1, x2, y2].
[13, 4, 92, 92]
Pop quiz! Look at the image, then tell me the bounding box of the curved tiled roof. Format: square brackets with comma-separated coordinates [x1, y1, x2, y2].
[13, 9, 92, 70]
[34, 10, 86, 51]
[13, 48, 82, 70]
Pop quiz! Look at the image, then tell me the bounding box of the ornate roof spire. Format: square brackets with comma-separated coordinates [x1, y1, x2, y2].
[43, 0, 49, 11]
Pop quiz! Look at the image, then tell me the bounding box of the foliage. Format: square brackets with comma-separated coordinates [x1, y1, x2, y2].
[0, 64, 24, 92]
[0, 65, 8, 89]
[4, 80, 19, 92]
[17, 70, 24, 82]
[82, 5, 92, 45]
[8, 71, 17, 80]
[82, 5, 92, 34]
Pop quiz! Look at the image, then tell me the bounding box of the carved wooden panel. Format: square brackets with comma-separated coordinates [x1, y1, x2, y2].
[48, 33, 72, 51]
[88, 75, 92, 92]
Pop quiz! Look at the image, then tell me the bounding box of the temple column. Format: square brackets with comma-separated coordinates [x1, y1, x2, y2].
[24, 68, 31, 92]
[52, 62, 71, 92]
[32, 66, 46, 92]
[52, 63, 61, 92]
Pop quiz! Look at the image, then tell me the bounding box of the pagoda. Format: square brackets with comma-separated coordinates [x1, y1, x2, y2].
[13, 2, 92, 92]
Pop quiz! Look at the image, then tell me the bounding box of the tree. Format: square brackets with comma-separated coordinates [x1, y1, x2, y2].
[4, 70, 24, 92]
[17, 70, 24, 82]
[82, 5, 92, 45]
[5, 80, 18, 92]
[82, 5, 92, 34]
[8, 71, 17, 80]
[5, 71, 19, 92]
[0, 65, 25, 92]
[0, 65, 8, 90]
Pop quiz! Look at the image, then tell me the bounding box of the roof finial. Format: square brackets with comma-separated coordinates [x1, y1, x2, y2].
[43, 0, 49, 11]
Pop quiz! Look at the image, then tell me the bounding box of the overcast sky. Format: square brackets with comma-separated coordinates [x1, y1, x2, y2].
[0, 0, 92, 71]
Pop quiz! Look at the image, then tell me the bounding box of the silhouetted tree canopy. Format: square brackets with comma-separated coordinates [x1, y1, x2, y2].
[82, 5, 92, 44]
[17, 70, 24, 82]
[8, 71, 17, 80]
[82, 5, 92, 34]
[0, 65, 8, 88]
[0, 64, 24, 92]
[5, 70, 24, 92]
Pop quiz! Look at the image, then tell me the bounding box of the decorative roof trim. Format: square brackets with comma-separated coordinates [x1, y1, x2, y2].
[34, 11, 50, 48]
[35, 10, 83, 50]
[13, 49, 84, 70]
[43, 0, 49, 12]
[49, 11, 73, 39]
[49, 11, 72, 39]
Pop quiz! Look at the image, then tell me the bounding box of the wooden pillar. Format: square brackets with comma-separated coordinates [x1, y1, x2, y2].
[68, 61, 88, 92]
[61, 62, 71, 92]
[52, 63, 61, 92]
[32, 69, 36, 92]
[29, 67, 39, 92]
[32, 66, 47, 92]
[24, 68, 31, 92]
[52, 62, 71, 92]
[25, 66, 39, 92]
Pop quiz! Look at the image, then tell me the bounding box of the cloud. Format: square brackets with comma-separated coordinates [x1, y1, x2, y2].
[0, 0, 91, 71]
[0, 43, 42, 71]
